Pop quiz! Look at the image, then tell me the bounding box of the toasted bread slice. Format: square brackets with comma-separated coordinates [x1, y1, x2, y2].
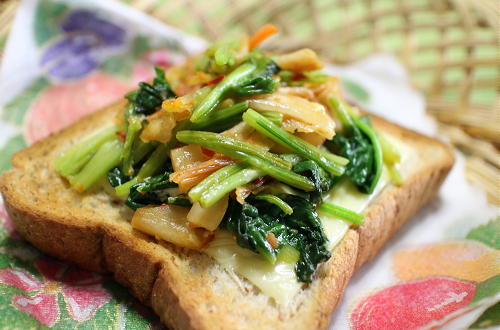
[0, 101, 454, 329]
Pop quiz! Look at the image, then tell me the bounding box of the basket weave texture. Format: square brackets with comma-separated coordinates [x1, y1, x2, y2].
[0, 0, 498, 204]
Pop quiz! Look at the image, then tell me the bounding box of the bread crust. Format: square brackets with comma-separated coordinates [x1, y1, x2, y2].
[0, 102, 454, 329]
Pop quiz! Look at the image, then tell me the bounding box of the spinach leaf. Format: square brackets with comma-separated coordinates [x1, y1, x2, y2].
[123, 170, 191, 210]
[329, 132, 375, 193]
[107, 167, 130, 187]
[327, 116, 382, 194]
[120, 67, 175, 177]
[326, 98, 383, 194]
[221, 194, 330, 283]
[234, 75, 278, 96]
[126, 66, 175, 115]
[293, 160, 335, 204]
[234, 60, 280, 96]
[166, 196, 192, 207]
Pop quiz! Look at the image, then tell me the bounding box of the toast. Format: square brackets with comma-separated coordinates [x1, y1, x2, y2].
[0, 101, 454, 329]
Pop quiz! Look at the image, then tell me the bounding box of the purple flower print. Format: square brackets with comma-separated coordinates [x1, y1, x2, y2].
[61, 10, 125, 47]
[40, 9, 126, 80]
[40, 34, 99, 79]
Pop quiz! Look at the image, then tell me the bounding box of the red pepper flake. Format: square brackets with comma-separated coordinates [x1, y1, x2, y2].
[206, 75, 225, 86]
[116, 131, 126, 141]
[201, 147, 215, 158]
[292, 72, 306, 81]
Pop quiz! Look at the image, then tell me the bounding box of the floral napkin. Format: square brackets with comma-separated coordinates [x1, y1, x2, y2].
[0, 0, 498, 329]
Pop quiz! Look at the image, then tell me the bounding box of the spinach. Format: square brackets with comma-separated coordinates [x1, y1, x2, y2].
[166, 195, 192, 207]
[326, 98, 383, 194]
[234, 61, 280, 96]
[293, 160, 335, 204]
[120, 66, 175, 177]
[191, 51, 280, 122]
[234, 75, 278, 96]
[221, 194, 330, 283]
[125, 172, 176, 210]
[329, 130, 375, 193]
[107, 167, 130, 187]
[126, 66, 175, 115]
[109, 166, 190, 210]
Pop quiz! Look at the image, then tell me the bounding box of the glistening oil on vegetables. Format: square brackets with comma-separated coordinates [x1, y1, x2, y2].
[54, 25, 403, 305]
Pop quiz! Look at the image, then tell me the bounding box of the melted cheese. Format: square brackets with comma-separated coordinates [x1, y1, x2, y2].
[205, 231, 301, 305]
[204, 135, 411, 305]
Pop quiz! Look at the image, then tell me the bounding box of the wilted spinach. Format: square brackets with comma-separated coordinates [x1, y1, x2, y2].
[120, 66, 176, 176]
[234, 60, 280, 96]
[293, 160, 335, 205]
[126, 66, 176, 115]
[107, 167, 131, 187]
[108, 167, 190, 210]
[329, 133, 375, 193]
[326, 98, 382, 194]
[221, 194, 330, 283]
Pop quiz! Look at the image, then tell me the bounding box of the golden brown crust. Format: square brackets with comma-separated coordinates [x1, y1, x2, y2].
[0, 102, 454, 329]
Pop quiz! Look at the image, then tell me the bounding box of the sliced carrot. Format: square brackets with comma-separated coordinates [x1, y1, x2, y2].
[249, 24, 278, 50]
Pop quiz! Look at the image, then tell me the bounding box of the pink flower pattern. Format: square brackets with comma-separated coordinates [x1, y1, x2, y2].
[0, 258, 111, 326]
[0, 201, 21, 239]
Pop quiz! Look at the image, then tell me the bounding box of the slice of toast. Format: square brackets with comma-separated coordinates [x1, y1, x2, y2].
[0, 101, 454, 329]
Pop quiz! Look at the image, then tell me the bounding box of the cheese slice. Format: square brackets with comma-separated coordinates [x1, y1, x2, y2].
[205, 231, 301, 305]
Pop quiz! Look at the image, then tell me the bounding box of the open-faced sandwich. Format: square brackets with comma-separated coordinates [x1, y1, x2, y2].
[0, 25, 454, 329]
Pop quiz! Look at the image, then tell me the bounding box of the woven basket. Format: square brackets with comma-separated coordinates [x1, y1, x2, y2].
[1, 0, 498, 204]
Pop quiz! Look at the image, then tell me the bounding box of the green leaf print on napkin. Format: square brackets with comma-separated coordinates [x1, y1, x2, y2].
[469, 302, 500, 329]
[0, 135, 26, 173]
[2, 77, 49, 125]
[466, 217, 500, 249]
[466, 219, 500, 328]
[0, 251, 155, 329]
[342, 79, 370, 103]
[472, 275, 500, 304]
[34, 0, 68, 46]
[469, 275, 500, 329]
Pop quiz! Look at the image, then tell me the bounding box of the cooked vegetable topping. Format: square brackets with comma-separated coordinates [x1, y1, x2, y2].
[326, 97, 383, 194]
[248, 24, 278, 50]
[378, 132, 403, 185]
[121, 105, 143, 176]
[247, 94, 335, 139]
[198, 166, 264, 208]
[131, 205, 212, 249]
[190, 62, 255, 123]
[293, 159, 335, 205]
[55, 125, 118, 178]
[243, 109, 347, 176]
[318, 202, 365, 225]
[176, 130, 291, 169]
[189, 101, 249, 132]
[69, 139, 123, 192]
[55, 26, 402, 286]
[254, 194, 293, 215]
[191, 51, 279, 123]
[222, 195, 330, 282]
[126, 66, 176, 115]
